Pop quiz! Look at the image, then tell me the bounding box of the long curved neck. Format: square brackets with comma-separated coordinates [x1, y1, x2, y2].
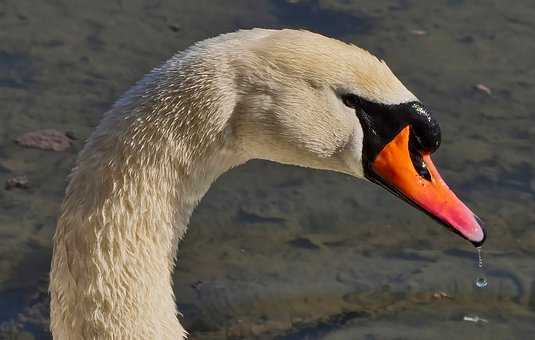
[50, 129, 239, 339]
[49, 52, 244, 339]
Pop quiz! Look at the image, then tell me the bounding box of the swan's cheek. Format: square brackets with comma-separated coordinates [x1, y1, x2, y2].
[339, 126, 365, 177]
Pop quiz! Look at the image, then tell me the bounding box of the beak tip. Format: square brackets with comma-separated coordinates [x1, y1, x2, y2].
[469, 216, 487, 247]
[367, 126, 488, 248]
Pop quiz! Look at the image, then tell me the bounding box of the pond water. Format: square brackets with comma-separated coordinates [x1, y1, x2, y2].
[1, 0, 534, 339]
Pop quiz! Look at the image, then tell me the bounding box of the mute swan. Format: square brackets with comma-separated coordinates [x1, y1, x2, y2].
[50, 28, 486, 339]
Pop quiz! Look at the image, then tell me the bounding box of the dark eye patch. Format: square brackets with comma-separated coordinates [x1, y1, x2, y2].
[342, 94, 441, 176]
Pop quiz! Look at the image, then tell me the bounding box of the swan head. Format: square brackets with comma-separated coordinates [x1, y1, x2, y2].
[231, 29, 485, 246]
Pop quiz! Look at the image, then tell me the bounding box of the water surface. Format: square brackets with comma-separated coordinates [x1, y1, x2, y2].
[1, 0, 534, 339]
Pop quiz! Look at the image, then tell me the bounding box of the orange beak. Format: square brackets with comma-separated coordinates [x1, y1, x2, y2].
[370, 126, 486, 246]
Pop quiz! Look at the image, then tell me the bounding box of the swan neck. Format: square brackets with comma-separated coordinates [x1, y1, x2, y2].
[50, 124, 238, 339]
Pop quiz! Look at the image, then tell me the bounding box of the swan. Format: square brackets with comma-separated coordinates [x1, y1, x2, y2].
[49, 28, 486, 339]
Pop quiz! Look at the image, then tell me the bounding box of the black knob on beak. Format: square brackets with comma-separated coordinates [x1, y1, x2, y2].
[408, 102, 441, 154]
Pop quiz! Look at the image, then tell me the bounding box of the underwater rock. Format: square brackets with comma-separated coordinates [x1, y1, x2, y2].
[168, 24, 181, 32]
[5, 175, 30, 190]
[15, 129, 73, 151]
[431, 291, 450, 300]
[475, 83, 492, 95]
[65, 131, 78, 140]
[287, 237, 320, 250]
[410, 29, 427, 36]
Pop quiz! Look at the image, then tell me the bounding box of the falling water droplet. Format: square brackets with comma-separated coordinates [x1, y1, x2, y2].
[475, 277, 488, 288]
[475, 247, 488, 288]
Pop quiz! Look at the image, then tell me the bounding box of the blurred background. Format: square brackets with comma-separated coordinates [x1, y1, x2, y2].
[1, 0, 534, 339]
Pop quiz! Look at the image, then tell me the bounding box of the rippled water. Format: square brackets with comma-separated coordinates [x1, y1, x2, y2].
[1, 0, 534, 339]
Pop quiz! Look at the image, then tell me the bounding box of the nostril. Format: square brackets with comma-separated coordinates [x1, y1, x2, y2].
[409, 132, 432, 181]
[418, 159, 431, 181]
[410, 149, 432, 181]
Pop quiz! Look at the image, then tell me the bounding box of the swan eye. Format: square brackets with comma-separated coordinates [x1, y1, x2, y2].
[341, 94, 360, 109]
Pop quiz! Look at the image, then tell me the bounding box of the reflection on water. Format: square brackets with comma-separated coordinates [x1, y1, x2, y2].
[1, 0, 534, 339]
